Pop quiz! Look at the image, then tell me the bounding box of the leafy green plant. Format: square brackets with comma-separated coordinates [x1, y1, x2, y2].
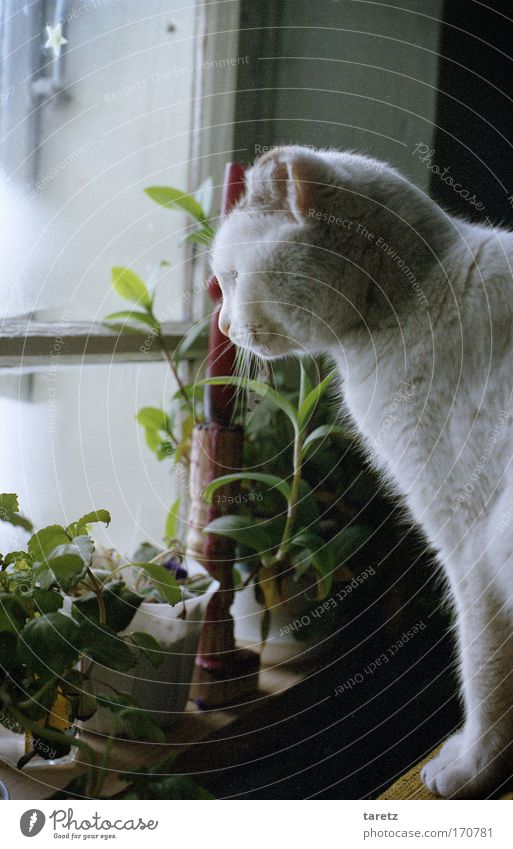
[194, 363, 375, 623]
[104, 179, 215, 542]
[0, 495, 183, 779]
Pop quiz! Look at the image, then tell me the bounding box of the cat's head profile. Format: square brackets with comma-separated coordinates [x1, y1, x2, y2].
[211, 145, 446, 360]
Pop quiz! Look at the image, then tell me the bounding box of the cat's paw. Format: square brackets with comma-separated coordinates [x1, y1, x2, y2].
[421, 732, 508, 799]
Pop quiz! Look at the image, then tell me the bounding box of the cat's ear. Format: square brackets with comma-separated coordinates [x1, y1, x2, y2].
[246, 147, 332, 224]
[284, 155, 328, 223]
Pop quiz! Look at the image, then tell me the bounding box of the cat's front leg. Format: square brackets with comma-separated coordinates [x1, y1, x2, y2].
[421, 578, 513, 798]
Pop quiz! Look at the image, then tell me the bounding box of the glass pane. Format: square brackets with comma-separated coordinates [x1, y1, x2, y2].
[0, 1, 197, 320]
[0, 362, 178, 554]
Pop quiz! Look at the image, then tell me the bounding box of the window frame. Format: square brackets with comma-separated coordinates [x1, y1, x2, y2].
[0, 0, 242, 371]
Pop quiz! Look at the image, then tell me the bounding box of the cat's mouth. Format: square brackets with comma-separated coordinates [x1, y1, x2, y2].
[230, 325, 292, 359]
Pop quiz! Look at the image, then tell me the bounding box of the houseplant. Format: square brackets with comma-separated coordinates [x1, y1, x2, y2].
[191, 366, 371, 641]
[85, 544, 218, 733]
[0, 493, 187, 772]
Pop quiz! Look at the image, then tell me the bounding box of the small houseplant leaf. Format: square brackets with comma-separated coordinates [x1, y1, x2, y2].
[145, 186, 207, 222]
[111, 267, 152, 309]
[130, 562, 181, 605]
[302, 424, 351, 458]
[197, 376, 299, 431]
[126, 632, 164, 668]
[17, 612, 81, 676]
[204, 472, 292, 505]
[204, 515, 280, 554]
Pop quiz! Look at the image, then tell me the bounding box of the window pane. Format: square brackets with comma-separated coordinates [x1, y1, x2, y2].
[1, 0, 198, 320]
[0, 362, 177, 554]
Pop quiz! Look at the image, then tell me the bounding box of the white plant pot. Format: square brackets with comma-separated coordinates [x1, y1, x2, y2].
[86, 576, 218, 735]
[232, 582, 320, 666]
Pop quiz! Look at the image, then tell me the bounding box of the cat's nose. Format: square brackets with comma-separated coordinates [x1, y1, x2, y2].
[218, 316, 231, 337]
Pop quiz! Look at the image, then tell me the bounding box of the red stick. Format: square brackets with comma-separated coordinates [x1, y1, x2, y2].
[204, 163, 246, 425]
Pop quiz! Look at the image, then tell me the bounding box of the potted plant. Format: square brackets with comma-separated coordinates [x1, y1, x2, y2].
[0, 494, 201, 771]
[84, 542, 217, 733]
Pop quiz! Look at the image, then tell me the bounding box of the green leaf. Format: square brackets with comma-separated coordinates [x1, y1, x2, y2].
[67, 510, 111, 538]
[204, 515, 280, 555]
[145, 186, 207, 222]
[0, 493, 19, 512]
[0, 594, 26, 633]
[182, 227, 215, 246]
[126, 631, 164, 668]
[76, 622, 137, 671]
[173, 316, 210, 362]
[130, 562, 181, 605]
[72, 582, 144, 633]
[18, 612, 81, 676]
[144, 428, 162, 454]
[298, 371, 336, 428]
[122, 709, 166, 743]
[111, 267, 152, 309]
[137, 407, 169, 431]
[299, 361, 313, 410]
[45, 554, 88, 593]
[46, 536, 94, 592]
[104, 311, 159, 331]
[194, 176, 214, 216]
[74, 691, 97, 721]
[261, 608, 271, 644]
[204, 472, 292, 505]
[122, 774, 214, 800]
[0, 631, 21, 675]
[165, 497, 181, 543]
[76, 509, 111, 527]
[32, 589, 64, 614]
[303, 424, 351, 458]
[95, 691, 165, 742]
[28, 526, 71, 563]
[95, 691, 139, 713]
[0, 495, 33, 532]
[197, 376, 299, 431]
[328, 525, 374, 566]
[3, 550, 32, 566]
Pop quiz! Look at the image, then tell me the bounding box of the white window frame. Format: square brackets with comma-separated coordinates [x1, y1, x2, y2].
[0, 0, 241, 371]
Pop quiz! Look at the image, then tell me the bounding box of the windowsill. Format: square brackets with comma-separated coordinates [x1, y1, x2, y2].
[0, 320, 200, 369]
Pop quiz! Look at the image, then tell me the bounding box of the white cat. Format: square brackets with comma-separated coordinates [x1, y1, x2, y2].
[211, 145, 513, 798]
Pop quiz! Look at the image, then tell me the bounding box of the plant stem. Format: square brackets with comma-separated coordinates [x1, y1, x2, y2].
[156, 326, 190, 410]
[93, 714, 119, 797]
[275, 426, 303, 562]
[18, 676, 58, 712]
[86, 568, 106, 625]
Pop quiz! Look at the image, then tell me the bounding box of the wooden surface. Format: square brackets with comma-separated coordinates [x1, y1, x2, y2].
[0, 660, 302, 800]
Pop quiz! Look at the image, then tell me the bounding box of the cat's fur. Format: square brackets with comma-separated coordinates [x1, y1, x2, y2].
[211, 145, 513, 798]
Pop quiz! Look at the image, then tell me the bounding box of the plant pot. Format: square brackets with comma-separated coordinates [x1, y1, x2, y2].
[85, 575, 218, 736]
[232, 581, 323, 666]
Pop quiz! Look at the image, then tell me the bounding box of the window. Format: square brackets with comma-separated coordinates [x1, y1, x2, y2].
[0, 0, 241, 551]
